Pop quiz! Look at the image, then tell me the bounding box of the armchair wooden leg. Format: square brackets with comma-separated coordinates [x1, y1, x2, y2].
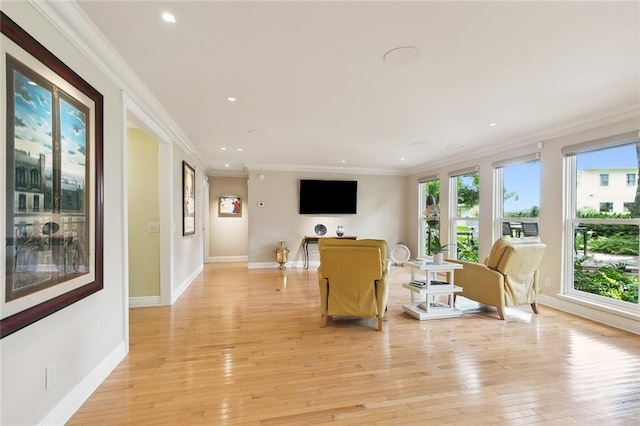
[377, 317, 383, 331]
[321, 315, 327, 327]
[496, 306, 505, 320]
[531, 302, 539, 314]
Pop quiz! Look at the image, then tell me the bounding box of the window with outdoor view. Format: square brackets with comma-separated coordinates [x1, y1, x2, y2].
[564, 135, 639, 314]
[419, 177, 440, 257]
[449, 168, 479, 262]
[494, 155, 540, 239]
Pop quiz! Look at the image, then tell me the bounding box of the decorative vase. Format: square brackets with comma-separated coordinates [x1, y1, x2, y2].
[433, 252, 444, 265]
[275, 241, 289, 269]
[336, 225, 345, 237]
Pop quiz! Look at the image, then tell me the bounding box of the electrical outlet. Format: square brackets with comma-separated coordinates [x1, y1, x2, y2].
[545, 277, 552, 288]
[45, 363, 57, 390]
[148, 222, 159, 233]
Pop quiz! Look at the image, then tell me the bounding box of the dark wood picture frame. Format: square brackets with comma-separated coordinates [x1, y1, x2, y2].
[1, 12, 104, 338]
[182, 161, 196, 236]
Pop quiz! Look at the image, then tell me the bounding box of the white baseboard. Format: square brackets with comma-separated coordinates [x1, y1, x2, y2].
[39, 341, 127, 426]
[208, 255, 248, 262]
[129, 296, 161, 307]
[538, 294, 639, 335]
[247, 260, 316, 269]
[171, 264, 203, 304]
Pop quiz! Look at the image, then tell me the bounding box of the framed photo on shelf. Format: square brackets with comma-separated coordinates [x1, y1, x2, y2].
[1, 12, 104, 338]
[182, 161, 196, 236]
[219, 196, 241, 217]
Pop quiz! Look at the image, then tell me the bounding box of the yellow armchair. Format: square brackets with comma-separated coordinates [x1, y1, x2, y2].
[317, 238, 389, 331]
[448, 237, 546, 320]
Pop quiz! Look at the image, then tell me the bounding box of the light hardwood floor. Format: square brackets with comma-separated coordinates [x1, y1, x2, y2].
[68, 262, 640, 425]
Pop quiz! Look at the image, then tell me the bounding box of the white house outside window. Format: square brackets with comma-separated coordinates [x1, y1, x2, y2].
[563, 132, 639, 316]
[600, 173, 609, 186]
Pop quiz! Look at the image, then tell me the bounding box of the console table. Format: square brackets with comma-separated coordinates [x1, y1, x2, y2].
[303, 235, 357, 269]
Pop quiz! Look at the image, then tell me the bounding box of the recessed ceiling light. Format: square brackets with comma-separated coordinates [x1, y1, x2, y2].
[489, 122, 497, 127]
[340, 160, 347, 164]
[237, 148, 243, 152]
[400, 158, 405, 161]
[227, 97, 236, 102]
[162, 12, 176, 23]
[224, 163, 230, 168]
[221, 147, 227, 151]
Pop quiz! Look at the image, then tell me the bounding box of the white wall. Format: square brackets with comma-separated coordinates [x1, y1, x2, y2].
[208, 176, 249, 260]
[171, 145, 205, 301]
[1, 3, 127, 424]
[247, 170, 407, 267]
[406, 116, 640, 333]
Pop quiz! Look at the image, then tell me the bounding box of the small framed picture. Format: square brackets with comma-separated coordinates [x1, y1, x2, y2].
[219, 196, 241, 217]
[182, 161, 195, 236]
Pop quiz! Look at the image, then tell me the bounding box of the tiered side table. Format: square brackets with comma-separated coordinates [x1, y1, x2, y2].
[402, 260, 463, 320]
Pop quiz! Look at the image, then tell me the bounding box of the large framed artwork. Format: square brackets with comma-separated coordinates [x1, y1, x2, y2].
[1, 13, 104, 338]
[182, 161, 195, 236]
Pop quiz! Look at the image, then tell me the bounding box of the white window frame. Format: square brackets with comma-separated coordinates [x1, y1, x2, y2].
[492, 153, 541, 240]
[563, 132, 640, 316]
[448, 166, 479, 261]
[417, 174, 440, 258]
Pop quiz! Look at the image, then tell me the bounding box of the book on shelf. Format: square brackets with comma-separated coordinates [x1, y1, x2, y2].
[429, 280, 450, 285]
[417, 302, 449, 310]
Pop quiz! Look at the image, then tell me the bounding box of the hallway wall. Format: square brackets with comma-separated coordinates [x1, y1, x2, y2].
[127, 128, 160, 298]
[208, 176, 249, 261]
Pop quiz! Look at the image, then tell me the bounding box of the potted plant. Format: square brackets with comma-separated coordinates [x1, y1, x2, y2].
[431, 236, 452, 264]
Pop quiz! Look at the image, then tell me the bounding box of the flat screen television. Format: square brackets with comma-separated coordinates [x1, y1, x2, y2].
[299, 179, 357, 214]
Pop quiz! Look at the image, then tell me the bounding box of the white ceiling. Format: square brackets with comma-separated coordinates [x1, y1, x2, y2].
[76, 1, 640, 175]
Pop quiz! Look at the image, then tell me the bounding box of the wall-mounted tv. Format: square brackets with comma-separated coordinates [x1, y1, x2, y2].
[299, 179, 357, 214]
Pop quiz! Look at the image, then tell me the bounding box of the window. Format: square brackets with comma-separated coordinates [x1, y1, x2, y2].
[18, 194, 26, 212]
[599, 202, 614, 212]
[33, 195, 40, 211]
[599, 173, 609, 186]
[627, 173, 636, 186]
[16, 167, 26, 187]
[563, 134, 639, 315]
[418, 176, 440, 257]
[449, 167, 479, 262]
[31, 169, 40, 187]
[493, 154, 540, 239]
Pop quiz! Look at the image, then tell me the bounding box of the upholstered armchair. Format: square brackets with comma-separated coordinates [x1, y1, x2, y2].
[317, 238, 389, 331]
[448, 237, 546, 320]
